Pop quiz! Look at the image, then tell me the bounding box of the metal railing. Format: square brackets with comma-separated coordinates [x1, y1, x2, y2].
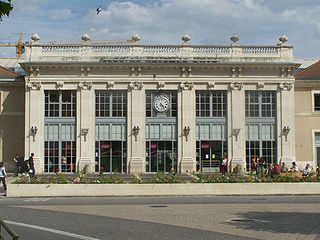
[0, 218, 19, 240]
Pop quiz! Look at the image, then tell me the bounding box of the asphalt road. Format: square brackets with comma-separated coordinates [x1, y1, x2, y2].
[0, 195, 320, 240]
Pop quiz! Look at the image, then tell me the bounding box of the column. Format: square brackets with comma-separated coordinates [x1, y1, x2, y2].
[279, 82, 295, 164]
[26, 80, 44, 173]
[77, 81, 95, 173]
[179, 82, 196, 173]
[229, 81, 246, 173]
[128, 81, 145, 173]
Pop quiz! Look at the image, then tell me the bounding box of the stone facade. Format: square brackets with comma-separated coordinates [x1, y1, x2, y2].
[19, 34, 298, 174]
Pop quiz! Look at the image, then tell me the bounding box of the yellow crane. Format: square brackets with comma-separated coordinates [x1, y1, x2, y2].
[0, 32, 24, 58]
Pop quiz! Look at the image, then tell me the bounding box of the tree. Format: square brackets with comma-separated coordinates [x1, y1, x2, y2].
[0, 0, 13, 21]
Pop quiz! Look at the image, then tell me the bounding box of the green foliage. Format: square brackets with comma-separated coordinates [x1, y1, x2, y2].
[0, 0, 13, 21]
[147, 173, 183, 184]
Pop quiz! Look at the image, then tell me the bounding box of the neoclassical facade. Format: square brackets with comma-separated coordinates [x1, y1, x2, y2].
[20, 34, 298, 174]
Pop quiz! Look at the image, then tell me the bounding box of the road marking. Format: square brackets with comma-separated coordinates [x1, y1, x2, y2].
[24, 198, 51, 202]
[5, 220, 101, 240]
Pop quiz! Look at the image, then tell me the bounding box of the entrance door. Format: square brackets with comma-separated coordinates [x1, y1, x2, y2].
[197, 141, 225, 172]
[96, 141, 126, 173]
[147, 141, 177, 172]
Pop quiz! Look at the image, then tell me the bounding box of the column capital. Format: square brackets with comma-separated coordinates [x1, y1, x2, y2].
[78, 81, 92, 90]
[179, 81, 193, 90]
[129, 81, 143, 90]
[27, 80, 41, 90]
[279, 82, 292, 91]
[229, 81, 243, 90]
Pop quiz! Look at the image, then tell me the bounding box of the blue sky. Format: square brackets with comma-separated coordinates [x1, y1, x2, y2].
[0, 0, 320, 58]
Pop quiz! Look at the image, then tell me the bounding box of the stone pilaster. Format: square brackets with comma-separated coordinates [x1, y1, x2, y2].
[77, 81, 95, 173]
[279, 82, 295, 165]
[26, 79, 44, 173]
[179, 81, 196, 173]
[229, 81, 245, 173]
[128, 81, 145, 173]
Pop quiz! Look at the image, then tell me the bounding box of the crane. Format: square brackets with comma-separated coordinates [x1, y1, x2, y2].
[0, 32, 25, 58]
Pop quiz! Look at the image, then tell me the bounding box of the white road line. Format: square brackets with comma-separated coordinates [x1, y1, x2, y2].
[4, 220, 101, 240]
[24, 198, 51, 202]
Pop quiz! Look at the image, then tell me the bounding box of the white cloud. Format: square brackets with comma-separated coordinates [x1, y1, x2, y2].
[48, 9, 73, 20]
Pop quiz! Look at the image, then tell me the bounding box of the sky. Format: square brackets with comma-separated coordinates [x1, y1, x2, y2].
[0, 0, 320, 58]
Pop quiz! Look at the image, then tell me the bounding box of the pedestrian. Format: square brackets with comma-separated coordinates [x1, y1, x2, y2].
[220, 154, 228, 176]
[28, 153, 35, 177]
[0, 162, 7, 191]
[14, 154, 24, 176]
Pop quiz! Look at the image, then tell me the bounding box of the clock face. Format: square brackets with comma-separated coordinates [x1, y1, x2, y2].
[153, 94, 170, 112]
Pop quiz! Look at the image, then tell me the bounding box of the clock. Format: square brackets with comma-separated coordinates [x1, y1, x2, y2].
[153, 94, 170, 112]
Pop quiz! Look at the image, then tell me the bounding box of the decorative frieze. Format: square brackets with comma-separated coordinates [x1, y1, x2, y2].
[279, 82, 292, 91]
[280, 67, 294, 78]
[256, 82, 264, 90]
[56, 81, 64, 89]
[181, 67, 192, 77]
[131, 67, 142, 77]
[129, 81, 143, 90]
[229, 81, 243, 90]
[157, 82, 165, 90]
[26, 81, 41, 90]
[207, 82, 215, 90]
[80, 67, 90, 77]
[231, 67, 241, 77]
[106, 81, 115, 89]
[78, 81, 92, 90]
[179, 81, 193, 90]
[29, 67, 40, 77]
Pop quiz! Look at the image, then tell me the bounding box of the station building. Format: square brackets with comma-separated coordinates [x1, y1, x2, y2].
[17, 33, 298, 174]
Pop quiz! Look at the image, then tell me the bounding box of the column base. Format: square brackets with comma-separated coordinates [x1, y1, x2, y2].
[230, 157, 245, 174]
[78, 158, 93, 173]
[180, 157, 195, 173]
[129, 157, 144, 174]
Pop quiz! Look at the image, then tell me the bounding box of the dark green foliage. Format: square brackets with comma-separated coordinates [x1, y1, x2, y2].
[0, 0, 13, 21]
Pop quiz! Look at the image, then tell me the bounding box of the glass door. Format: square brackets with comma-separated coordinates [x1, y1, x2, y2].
[197, 141, 225, 172]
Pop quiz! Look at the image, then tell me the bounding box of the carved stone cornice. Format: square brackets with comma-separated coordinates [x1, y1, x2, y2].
[80, 67, 90, 77]
[207, 82, 215, 90]
[256, 82, 264, 90]
[129, 81, 143, 90]
[231, 67, 241, 77]
[56, 81, 64, 90]
[78, 81, 92, 90]
[279, 82, 292, 91]
[229, 81, 243, 90]
[131, 67, 142, 77]
[27, 81, 41, 90]
[181, 67, 192, 77]
[106, 81, 115, 89]
[179, 81, 193, 90]
[157, 82, 165, 90]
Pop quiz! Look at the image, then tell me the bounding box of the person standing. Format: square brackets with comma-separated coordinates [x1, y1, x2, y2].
[220, 155, 228, 176]
[14, 154, 24, 176]
[28, 153, 35, 177]
[0, 162, 7, 191]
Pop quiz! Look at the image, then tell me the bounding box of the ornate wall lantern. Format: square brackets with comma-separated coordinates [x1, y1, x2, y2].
[183, 126, 191, 142]
[282, 126, 290, 141]
[81, 128, 89, 142]
[132, 126, 140, 141]
[232, 128, 241, 141]
[30, 126, 38, 141]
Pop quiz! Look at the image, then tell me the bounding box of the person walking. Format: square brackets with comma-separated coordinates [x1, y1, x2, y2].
[28, 153, 35, 177]
[14, 154, 24, 176]
[0, 162, 7, 191]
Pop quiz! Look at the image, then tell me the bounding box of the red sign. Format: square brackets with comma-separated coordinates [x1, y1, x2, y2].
[151, 144, 157, 149]
[101, 144, 110, 149]
[201, 144, 210, 149]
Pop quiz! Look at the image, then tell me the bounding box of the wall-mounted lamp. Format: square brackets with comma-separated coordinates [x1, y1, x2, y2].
[183, 126, 191, 142]
[282, 126, 290, 141]
[232, 128, 241, 141]
[132, 126, 140, 141]
[30, 126, 38, 141]
[81, 128, 89, 141]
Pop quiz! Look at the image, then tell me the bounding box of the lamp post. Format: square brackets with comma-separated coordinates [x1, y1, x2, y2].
[282, 126, 290, 141]
[132, 126, 140, 141]
[183, 126, 191, 142]
[30, 126, 38, 141]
